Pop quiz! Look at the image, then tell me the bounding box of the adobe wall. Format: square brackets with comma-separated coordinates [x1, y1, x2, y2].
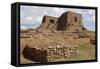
[67, 11, 84, 32]
[37, 16, 58, 31]
[57, 12, 68, 31]
[57, 11, 86, 32]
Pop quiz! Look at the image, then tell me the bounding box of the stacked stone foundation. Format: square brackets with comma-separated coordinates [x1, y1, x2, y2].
[22, 45, 78, 62]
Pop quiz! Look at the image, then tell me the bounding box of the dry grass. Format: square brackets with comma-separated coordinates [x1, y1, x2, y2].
[65, 43, 95, 61]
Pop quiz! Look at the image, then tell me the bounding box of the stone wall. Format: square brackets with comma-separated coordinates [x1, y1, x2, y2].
[22, 45, 78, 62]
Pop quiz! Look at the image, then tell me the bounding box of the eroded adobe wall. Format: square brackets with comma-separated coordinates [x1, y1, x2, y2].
[67, 11, 84, 32]
[37, 16, 58, 31]
[57, 12, 68, 31]
[22, 46, 47, 62]
[57, 11, 86, 32]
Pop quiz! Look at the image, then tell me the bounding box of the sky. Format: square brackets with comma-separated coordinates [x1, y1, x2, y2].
[20, 5, 95, 31]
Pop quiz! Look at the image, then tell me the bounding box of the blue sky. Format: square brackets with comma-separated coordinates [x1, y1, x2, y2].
[20, 5, 95, 31]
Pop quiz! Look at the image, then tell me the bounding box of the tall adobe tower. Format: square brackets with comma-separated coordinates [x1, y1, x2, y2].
[57, 11, 86, 32]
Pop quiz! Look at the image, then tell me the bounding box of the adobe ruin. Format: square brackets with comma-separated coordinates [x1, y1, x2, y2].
[20, 11, 95, 63]
[37, 11, 86, 32]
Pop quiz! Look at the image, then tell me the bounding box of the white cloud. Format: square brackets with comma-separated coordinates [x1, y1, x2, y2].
[26, 16, 33, 21]
[21, 26, 27, 30]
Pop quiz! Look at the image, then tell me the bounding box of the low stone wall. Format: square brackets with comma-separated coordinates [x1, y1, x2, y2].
[47, 45, 78, 62]
[22, 45, 78, 62]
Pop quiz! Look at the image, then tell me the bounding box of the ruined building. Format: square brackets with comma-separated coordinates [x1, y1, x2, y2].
[20, 11, 95, 63]
[37, 11, 86, 32]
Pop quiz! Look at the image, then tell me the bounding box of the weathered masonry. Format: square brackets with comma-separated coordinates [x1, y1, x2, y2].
[57, 11, 86, 32]
[37, 11, 86, 32]
[23, 45, 78, 62]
